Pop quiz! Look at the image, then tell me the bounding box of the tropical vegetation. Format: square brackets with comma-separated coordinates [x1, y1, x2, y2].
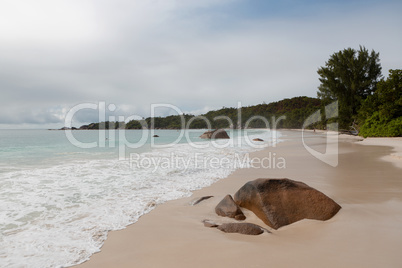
[316, 46, 401, 137]
[77, 46, 401, 137]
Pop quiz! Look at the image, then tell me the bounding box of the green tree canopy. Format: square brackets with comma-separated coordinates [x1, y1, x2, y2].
[317, 46, 382, 128]
[359, 69, 402, 137]
[121, 96, 322, 130]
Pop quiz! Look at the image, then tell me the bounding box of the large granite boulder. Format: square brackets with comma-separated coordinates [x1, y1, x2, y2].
[233, 178, 341, 229]
[215, 195, 246, 220]
[200, 129, 230, 139]
[217, 223, 264, 235]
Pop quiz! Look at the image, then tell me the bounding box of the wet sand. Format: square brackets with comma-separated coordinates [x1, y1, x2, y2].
[76, 130, 402, 268]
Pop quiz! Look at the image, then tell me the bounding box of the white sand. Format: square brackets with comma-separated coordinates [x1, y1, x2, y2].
[76, 130, 402, 268]
[359, 137, 402, 168]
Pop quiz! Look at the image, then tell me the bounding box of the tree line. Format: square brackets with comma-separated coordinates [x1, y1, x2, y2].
[78, 96, 322, 130]
[317, 46, 401, 137]
[78, 46, 401, 137]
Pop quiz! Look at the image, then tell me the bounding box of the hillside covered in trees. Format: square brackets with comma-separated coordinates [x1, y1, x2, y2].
[77, 47, 401, 136]
[78, 96, 322, 130]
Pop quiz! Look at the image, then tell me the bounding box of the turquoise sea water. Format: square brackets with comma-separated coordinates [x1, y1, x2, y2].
[0, 129, 279, 268]
[0, 129, 205, 171]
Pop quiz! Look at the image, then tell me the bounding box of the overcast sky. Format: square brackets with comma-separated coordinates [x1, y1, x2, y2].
[1, 0, 401, 129]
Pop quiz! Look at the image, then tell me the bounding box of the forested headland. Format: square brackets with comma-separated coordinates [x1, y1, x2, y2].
[77, 46, 401, 137]
[78, 96, 322, 130]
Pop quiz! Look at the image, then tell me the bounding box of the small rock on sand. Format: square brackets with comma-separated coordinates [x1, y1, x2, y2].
[215, 195, 246, 221]
[202, 219, 219, 228]
[217, 223, 264, 235]
[192, 196, 214, 205]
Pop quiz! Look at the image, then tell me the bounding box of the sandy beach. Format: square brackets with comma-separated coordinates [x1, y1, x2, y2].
[76, 130, 402, 268]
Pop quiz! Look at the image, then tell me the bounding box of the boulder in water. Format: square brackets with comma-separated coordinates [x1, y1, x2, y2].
[200, 129, 230, 139]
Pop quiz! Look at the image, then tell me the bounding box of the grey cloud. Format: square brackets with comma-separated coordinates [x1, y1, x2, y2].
[0, 0, 401, 128]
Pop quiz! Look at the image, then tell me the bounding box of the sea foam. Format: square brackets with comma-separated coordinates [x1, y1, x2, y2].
[0, 130, 279, 267]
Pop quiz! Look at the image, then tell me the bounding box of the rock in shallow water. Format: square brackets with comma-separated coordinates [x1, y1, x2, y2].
[234, 178, 341, 229]
[200, 129, 230, 139]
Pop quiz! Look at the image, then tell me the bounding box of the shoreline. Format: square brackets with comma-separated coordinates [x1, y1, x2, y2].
[358, 137, 402, 169]
[76, 130, 402, 268]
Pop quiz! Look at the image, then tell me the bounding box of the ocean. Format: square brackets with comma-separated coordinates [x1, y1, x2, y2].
[0, 129, 280, 267]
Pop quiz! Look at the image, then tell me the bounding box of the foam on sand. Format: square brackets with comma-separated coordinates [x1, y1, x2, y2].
[0, 130, 278, 267]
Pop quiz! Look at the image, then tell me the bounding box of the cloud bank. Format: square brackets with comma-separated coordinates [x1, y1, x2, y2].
[1, 0, 401, 128]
